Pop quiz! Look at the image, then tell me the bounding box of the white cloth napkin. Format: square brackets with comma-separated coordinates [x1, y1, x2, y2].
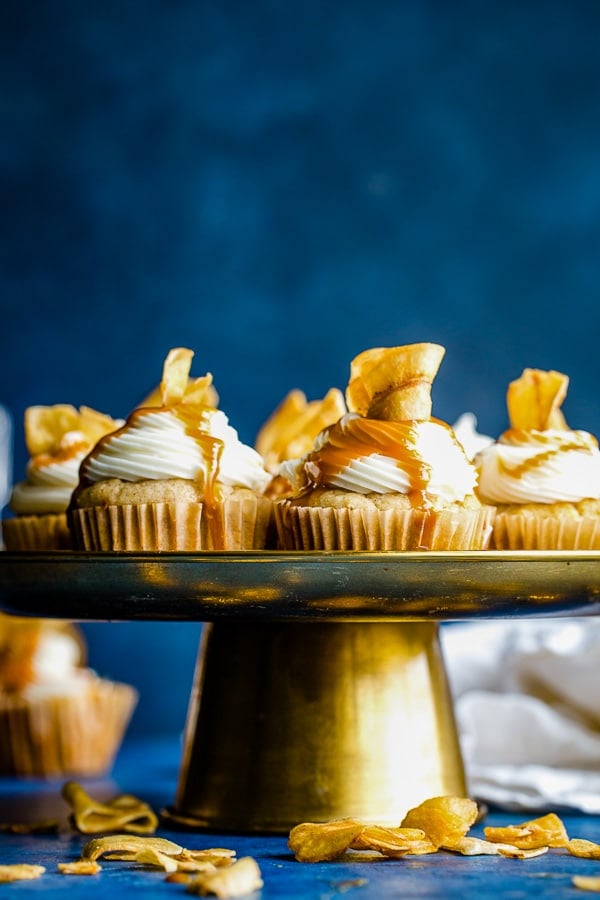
[441, 618, 600, 812]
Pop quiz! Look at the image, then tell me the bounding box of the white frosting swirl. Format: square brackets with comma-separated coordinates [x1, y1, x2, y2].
[81, 408, 271, 494]
[280, 413, 478, 503]
[476, 428, 600, 504]
[10, 456, 84, 514]
[21, 629, 90, 700]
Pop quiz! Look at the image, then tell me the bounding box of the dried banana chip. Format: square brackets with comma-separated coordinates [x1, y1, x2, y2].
[574, 875, 600, 892]
[186, 856, 263, 898]
[0, 864, 45, 882]
[443, 836, 547, 858]
[178, 849, 236, 869]
[62, 781, 159, 835]
[346, 343, 445, 421]
[351, 825, 436, 857]
[288, 817, 365, 862]
[567, 838, 600, 859]
[255, 387, 346, 472]
[484, 812, 569, 850]
[58, 860, 102, 875]
[507, 368, 569, 431]
[400, 796, 479, 848]
[81, 834, 184, 862]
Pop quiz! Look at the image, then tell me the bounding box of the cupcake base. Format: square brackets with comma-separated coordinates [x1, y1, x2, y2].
[0, 679, 138, 779]
[274, 502, 495, 551]
[69, 496, 273, 551]
[492, 510, 600, 550]
[2, 513, 72, 551]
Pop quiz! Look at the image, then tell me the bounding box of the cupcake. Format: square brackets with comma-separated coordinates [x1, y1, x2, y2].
[255, 387, 347, 499]
[274, 343, 495, 551]
[68, 348, 273, 551]
[0, 615, 137, 778]
[2, 405, 122, 550]
[476, 367, 600, 549]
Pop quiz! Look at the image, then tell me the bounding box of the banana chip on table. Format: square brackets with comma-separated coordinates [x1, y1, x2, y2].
[186, 856, 263, 898]
[350, 825, 437, 857]
[288, 818, 365, 862]
[62, 782, 159, 835]
[81, 834, 185, 862]
[0, 864, 46, 882]
[400, 795, 479, 849]
[567, 838, 600, 859]
[483, 812, 569, 850]
[573, 875, 600, 892]
[57, 860, 102, 876]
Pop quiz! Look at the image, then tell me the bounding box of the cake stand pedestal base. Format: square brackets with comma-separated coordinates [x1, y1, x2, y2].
[171, 620, 466, 833]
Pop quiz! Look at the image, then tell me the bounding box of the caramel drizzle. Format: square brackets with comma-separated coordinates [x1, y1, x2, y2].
[33, 438, 92, 468]
[303, 415, 455, 508]
[172, 403, 226, 550]
[499, 429, 596, 480]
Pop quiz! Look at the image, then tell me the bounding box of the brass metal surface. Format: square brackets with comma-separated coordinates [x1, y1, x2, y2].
[173, 620, 465, 832]
[1, 550, 599, 620]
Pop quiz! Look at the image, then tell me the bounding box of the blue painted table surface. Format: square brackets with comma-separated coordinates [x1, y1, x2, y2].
[1, 735, 600, 899]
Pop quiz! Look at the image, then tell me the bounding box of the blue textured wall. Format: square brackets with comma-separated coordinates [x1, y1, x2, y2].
[2, 0, 600, 735]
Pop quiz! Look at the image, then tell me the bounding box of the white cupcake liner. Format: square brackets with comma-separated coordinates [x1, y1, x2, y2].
[274, 502, 495, 551]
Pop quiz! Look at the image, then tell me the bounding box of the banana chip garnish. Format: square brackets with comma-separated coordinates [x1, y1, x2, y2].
[62, 782, 159, 835]
[186, 856, 263, 898]
[255, 387, 347, 472]
[507, 367, 569, 431]
[346, 343, 445, 421]
[140, 347, 219, 409]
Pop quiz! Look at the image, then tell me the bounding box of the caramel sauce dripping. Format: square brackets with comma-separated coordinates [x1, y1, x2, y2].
[172, 403, 226, 550]
[303, 415, 456, 509]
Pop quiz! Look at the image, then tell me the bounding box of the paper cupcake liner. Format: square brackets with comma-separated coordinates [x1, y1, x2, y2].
[274, 502, 495, 551]
[70, 496, 273, 551]
[0, 679, 138, 778]
[492, 512, 600, 550]
[2, 513, 73, 551]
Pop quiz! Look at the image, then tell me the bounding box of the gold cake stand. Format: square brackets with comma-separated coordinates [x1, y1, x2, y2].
[1, 550, 599, 833]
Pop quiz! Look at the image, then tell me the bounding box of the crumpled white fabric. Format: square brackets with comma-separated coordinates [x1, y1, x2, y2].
[440, 618, 600, 812]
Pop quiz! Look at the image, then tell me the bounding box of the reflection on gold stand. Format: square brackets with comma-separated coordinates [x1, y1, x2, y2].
[173, 620, 466, 833]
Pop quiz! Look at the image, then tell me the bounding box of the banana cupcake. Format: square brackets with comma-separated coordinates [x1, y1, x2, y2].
[274, 343, 495, 551]
[3, 405, 122, 550]
[68, 348, 273, 551]
[476, 368, 600, 549]
[0, 616, 137, 778]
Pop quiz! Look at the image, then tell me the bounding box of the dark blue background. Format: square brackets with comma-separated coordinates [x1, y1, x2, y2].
[2, 0, 600, 736]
